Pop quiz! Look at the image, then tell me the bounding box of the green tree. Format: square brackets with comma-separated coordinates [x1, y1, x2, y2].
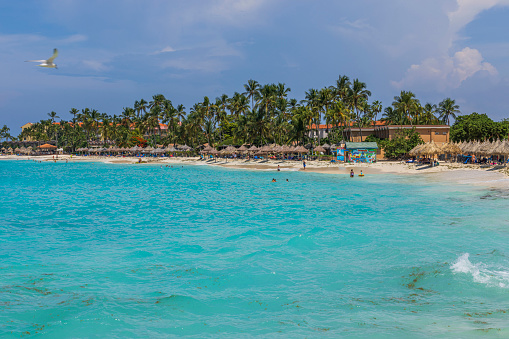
[450, 112, 509, 142]
[438, 98, 460, 125]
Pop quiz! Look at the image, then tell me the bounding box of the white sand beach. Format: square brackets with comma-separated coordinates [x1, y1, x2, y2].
[2, 154, 509, 189]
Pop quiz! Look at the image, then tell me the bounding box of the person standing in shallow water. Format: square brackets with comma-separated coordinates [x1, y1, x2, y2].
[277, 165, 280, 171]
[350, 169, 354, 177]
[303, 160, 306, 170]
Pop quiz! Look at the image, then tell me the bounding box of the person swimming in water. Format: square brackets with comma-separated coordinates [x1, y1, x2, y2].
[350, 169, 354, 177]
[359, 170, 364, 177]
[272, 178, 276, 182]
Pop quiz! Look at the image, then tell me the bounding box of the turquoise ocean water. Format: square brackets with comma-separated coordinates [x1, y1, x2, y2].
[1, 160, 509, 338]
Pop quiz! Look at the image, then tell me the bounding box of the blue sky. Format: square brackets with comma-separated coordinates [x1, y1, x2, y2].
[1, 0, 509, 134]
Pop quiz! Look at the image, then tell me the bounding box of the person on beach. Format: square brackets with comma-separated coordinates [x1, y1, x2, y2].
[303, 160, 306, 170]
[277, 165, 280, 172]
[350, 169, 354, 177]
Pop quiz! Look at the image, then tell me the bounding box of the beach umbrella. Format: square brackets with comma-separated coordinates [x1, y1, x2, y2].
[295, 146, 308, 153]
[492, 140, 509, 156]
[247, 145, 259, 153]
[322, 143, 331, 150]
[166, 146, 177, 152]
[418, 141, 441, 156]
[281, 145, 292, 153]
[477, 140, 493, 155]
[237, 145, 248, 153]
[488, 140, 502, 156]
[314, 146, 326, 153]
[203, 145, 214, 153]
[39, 143, 57, 150]
[445, 142, 462, 155]
[224, 145, 237, 153]
[409, 143, 424, 156]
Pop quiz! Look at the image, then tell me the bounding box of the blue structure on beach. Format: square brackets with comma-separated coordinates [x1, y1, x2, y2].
[345, 142, 378, 163]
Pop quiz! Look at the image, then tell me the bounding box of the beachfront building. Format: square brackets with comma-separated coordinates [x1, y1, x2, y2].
[309, 122, 450, 145]
[20, 123, 34, 141]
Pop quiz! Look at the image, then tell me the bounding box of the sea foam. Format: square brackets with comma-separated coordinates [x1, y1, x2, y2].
[451, 253, 509, 288]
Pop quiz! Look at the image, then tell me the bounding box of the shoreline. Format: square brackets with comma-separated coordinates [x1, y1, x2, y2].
[2, 154, 509, 189]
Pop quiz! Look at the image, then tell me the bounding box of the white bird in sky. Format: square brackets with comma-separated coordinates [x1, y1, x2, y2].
[25, 48, 59, 69]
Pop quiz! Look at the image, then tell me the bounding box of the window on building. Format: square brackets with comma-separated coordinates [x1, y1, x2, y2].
[435, 132, 440, 135]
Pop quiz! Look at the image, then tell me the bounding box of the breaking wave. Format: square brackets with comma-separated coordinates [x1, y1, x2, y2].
[450, 253, 509, 288]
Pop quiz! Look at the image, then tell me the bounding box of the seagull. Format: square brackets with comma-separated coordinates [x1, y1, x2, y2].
[26, 48, 59, 69]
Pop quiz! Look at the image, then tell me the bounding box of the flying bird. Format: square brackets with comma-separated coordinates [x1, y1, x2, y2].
[26, 48, 59, 69]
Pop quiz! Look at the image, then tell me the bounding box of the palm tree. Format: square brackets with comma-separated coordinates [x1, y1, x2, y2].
[318, 87, 334, 144]
[243, 79, 260, 112]
[348, 79, 371, 141]
[304, 88, 320, 142]
[371, 100, 382, 128]
[47, 111, 60, 146]
[438, 98, 460, 125]
[334, 75, 351, 102]
[392, 91, 420, 126]
[420, 103, 438, 125]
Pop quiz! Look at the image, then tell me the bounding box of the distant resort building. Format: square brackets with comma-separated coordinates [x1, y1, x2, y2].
[308, 122, 450, 144]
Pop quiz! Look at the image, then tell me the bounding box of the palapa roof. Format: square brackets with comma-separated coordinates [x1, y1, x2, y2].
[418, 141, 442, 155]
[441, 142, 462, 154]
[280, 145, 292, 153]
[39, 143, 57, 149]
[237, 145, 248, 152]
[409, 143, 425, 156]
[247, 145, 259, 151]
[295, 145, 309, 153]
[314, 146, 326, 153]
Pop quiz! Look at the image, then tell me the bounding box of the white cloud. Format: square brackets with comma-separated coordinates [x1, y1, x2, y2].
[155, 46, 176, 54]
[392, 47, 497, 90]
[394, 0, 509, 90]
[448, 0, 509, 42]
[82, 60, 108, 72]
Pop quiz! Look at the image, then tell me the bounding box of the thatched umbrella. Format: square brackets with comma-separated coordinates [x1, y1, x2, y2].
[237, 145, 248, 153]
[477, 140, 493, 156]
[418, 141, 442, 156]
[444, 142, 462, 155]
[39, 143, 57, 150]
[314, 146, 326, 153]
[409, 143, 425, 157]
[247, 145, 259, 153]
[203, 145, 214, 153]
[493, 140, 509, 155]
[281, 145, 292, 153]
[322, 143, 331, 150]
[223, 145, 237, 154]
[295, 146, 308, 153]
